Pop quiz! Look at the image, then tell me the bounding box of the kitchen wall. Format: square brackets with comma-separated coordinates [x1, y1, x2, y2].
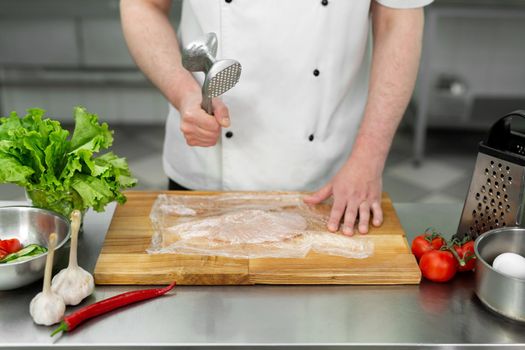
[1, 0, 525, 202]
[1, 0, 524, 128]
[0, 0, 181, 124]
[414, 0, 525, 130]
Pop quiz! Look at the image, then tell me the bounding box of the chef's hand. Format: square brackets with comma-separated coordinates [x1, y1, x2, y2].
[179, 92, 230, 147]
[303, 158, 383, 235]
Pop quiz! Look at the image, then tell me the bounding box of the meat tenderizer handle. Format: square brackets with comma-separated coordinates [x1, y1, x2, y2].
[486, 110, 525, 154]
[201, 94, 213, 115]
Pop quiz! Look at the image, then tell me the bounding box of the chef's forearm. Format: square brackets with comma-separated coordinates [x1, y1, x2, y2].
[349, 4, 424, 171]
[120, 0, 200, 109]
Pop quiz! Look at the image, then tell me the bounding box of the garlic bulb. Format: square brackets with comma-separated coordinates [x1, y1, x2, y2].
[30, 233, 66, 325]
[52, 210, 94, 306]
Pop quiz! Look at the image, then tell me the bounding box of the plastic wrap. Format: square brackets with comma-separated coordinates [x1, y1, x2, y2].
[148, 193, 373, 259]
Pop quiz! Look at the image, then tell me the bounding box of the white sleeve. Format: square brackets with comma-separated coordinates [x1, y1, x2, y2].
[374, 0, 434, 9]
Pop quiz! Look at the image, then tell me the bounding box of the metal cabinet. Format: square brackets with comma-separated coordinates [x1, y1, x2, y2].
[413, 4, 525, 163]
[81, 18, 136, 67]
[0, 19, 78, 66]
[0, 0, 181, 123]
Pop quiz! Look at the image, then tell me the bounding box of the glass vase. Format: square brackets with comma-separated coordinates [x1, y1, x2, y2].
[25, 189, 85, 231]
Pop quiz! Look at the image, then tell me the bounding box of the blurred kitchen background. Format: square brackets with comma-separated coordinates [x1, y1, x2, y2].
[1, 0, 525, 203]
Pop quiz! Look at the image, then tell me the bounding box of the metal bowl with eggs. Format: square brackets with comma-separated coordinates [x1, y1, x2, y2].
[0, 206, 71, 291]
[474, 227, 525, 322]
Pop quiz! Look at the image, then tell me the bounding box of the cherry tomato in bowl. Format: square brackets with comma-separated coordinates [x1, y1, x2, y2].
[0, 238, 22, 254]
[0, 248, 7, 260]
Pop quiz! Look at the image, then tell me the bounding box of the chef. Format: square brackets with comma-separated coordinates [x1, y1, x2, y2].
[120, 0, 432, 236]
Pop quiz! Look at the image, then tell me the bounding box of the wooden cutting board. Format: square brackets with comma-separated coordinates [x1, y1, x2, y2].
[94, 191, 421, 285]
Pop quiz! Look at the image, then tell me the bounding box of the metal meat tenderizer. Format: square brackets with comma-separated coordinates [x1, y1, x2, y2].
[457, 110, 525, 239]
[181, 32, 242, 115]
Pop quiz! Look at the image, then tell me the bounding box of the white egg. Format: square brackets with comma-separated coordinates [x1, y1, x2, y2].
[492, 252, 525, 279]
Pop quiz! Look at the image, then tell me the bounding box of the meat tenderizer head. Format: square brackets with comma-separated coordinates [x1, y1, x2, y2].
[181, 32, 242, 115]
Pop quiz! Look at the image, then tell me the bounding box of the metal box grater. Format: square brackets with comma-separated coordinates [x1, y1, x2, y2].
[457, 110, 525, 239]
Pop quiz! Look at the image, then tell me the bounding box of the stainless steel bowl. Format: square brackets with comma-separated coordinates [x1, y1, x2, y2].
[474, 227, 525, 322]
[0, 206, 70, 290]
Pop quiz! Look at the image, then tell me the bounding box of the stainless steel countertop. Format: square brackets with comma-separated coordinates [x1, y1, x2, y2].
[1, 200, 525, 349]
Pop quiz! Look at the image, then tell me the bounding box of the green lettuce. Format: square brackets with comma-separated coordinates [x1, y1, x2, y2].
[0, 107, 137, 217]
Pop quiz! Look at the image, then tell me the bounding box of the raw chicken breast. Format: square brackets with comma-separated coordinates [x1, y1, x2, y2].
[167, 209, 307, 244]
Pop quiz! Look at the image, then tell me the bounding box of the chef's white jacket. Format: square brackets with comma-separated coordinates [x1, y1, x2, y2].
[164, 0, 433, 191]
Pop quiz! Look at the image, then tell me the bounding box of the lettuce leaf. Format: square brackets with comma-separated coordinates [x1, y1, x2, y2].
[70, 107, 113, 153]
[0, 107, 137, 217]
[0, 157, 34, 186]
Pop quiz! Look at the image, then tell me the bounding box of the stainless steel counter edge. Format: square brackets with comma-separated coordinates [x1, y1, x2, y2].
[0, 201, 524, 349]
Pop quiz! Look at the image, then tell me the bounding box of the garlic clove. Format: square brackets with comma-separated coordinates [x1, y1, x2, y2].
[29, 233, 65, 325]
[52, 266, 94, 306]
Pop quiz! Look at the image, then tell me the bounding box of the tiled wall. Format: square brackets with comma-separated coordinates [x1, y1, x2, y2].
[0, 0, 181, 123]
[414, 5, 525, 129]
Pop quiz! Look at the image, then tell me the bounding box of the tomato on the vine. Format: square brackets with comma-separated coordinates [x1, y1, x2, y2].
[453, 240, 476, 272]
[419, 250, 457, 282]
[411, 232, 445, 260]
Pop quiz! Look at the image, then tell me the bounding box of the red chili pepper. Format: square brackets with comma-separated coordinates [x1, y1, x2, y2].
[51, 282, 176, 337]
